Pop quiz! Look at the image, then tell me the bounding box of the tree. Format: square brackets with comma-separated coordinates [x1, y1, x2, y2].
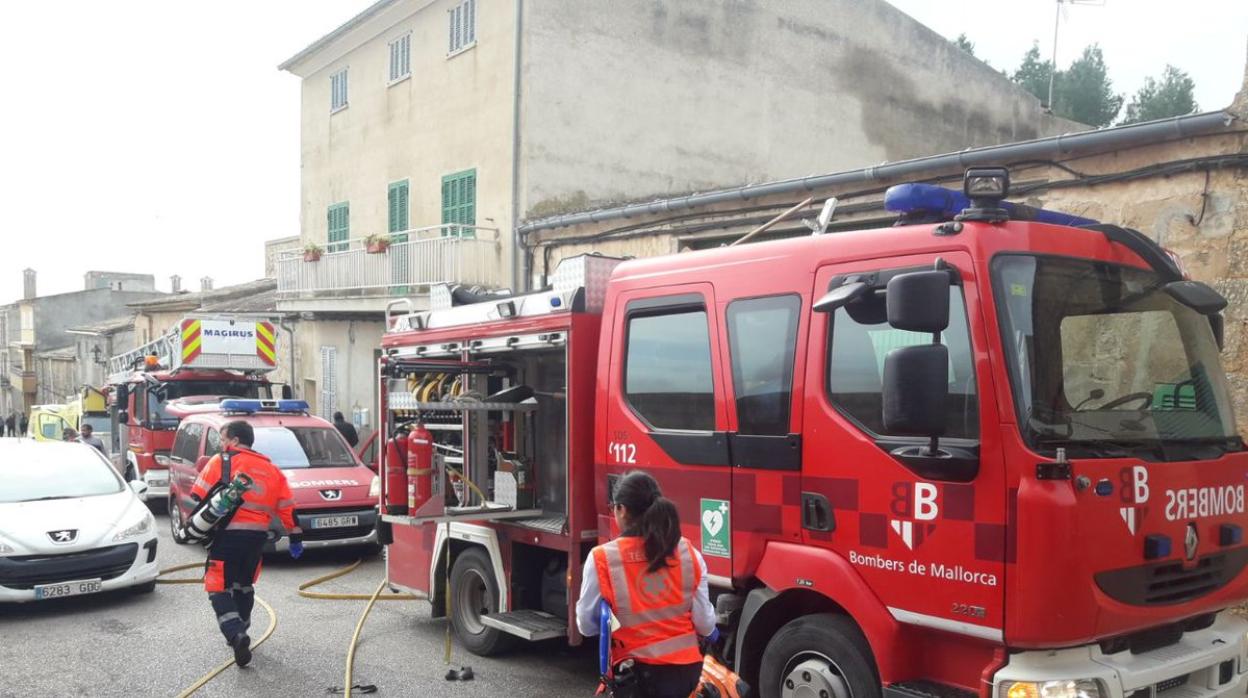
[1055, 45, 1124, 127]
[1122, 65, 1199, 124]
[953, 33, 976, 56]
[1012, 42, 1053, 105]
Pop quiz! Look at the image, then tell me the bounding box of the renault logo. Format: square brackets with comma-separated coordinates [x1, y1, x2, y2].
[319, 489, 342, 502]
[48, 529, 77, 544]
[1184, 523, 1200, 562]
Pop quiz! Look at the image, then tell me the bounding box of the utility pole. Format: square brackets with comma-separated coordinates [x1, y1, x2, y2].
[1047, 0, 1061, 111]
[1047, 0, 1105, 113]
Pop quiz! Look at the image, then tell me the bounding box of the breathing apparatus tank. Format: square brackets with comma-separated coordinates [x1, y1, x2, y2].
[385, 430, 409, 515]
[182, 472, 255, 544]
[407, 423, 434, 512]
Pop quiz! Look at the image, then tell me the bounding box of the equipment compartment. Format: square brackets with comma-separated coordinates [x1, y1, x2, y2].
[380, 344, 568, 526]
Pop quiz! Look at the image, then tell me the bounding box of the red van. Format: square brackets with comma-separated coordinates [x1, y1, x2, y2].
[166, 399, 379, 553]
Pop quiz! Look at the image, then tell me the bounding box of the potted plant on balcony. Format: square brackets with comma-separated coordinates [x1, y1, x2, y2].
[365, 233, 391, 254]
[303, 243, 324, 262]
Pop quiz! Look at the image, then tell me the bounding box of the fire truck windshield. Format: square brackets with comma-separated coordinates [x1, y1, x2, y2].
[994, 254, 1242, 461]
[147, 380, 265, 426]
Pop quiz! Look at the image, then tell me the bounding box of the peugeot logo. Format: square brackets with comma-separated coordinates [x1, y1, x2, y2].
[319, 489, 342, 502]
[48, 529, 77, 544]
[1185, 522, 1200, 562]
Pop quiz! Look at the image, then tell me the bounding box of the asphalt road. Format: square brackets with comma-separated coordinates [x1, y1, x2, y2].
[0, 503, 600, 697]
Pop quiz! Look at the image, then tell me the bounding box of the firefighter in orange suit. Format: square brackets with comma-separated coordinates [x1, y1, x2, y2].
[190, 420, 301, 667]
[576, 471, 716, 698]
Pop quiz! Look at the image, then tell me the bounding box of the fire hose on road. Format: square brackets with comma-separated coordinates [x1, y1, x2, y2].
[159, 558, 423, 698]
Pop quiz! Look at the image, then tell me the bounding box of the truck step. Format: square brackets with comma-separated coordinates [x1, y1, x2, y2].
[885, 681, 977, 698]
[479, 609, 567, 641]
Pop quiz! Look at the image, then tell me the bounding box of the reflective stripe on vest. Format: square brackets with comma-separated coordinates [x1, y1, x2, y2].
[592, 536, 703, 666]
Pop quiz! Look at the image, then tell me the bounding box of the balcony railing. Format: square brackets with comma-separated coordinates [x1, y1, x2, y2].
[277, 225, 502, 298]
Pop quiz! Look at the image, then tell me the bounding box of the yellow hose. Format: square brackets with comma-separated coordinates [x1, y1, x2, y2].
[343, 577, 390, 698]
[158, 563, 278, 698]
[297, 559, 421, 601]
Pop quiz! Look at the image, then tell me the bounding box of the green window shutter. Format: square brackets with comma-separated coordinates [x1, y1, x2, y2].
[440, 169, 477, 237]
[328, 202, 349, 251]
[388, 180, 409, 240]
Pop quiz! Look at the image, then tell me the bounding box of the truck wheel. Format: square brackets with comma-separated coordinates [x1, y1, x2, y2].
[448, 547, 513, 656]
[758, 614, 879, 698]
[168, 494, 189, 545]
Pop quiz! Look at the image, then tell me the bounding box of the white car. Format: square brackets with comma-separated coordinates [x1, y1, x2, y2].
[0, 440, 160, 603]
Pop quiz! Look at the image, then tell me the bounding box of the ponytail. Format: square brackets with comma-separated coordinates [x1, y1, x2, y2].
[640, 496, 681, 573]
[613, 470, 682, 573]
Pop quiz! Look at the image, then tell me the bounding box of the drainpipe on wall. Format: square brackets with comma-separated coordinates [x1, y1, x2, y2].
[510, 0, 525, 291]
[279, 317, 297, 398]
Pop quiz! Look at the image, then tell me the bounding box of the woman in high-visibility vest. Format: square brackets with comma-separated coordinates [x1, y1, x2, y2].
[576, 471, 716, 698]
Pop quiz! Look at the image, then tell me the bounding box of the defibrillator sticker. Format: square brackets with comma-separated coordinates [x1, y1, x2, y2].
[700, 499, 731, 558]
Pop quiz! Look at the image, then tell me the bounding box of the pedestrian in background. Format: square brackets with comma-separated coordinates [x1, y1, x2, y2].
[62, 427, 78, 442]
[5, 413, 14, 437]
[577, 470, 715, 698]
[19, 413, 28, 437]
[190, 420, 302, 668]
[79, 424, 107, 455]
[332, 411, 359, 448]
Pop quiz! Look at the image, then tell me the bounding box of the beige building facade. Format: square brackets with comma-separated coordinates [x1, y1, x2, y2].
[277, 0, 1080, 306]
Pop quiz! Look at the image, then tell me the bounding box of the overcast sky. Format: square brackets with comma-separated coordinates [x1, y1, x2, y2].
[0, 1, 1244, 302]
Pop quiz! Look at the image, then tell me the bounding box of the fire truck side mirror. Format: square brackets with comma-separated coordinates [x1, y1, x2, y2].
[117, 410, 129, 424]
[886, 271, 951, 333]
[281, 385, 293, 400]
[882, 344, 949, 438]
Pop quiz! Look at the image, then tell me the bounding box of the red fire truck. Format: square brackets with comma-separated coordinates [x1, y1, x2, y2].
[376, 168, 1248, 698]
[107, 315, 286, 505]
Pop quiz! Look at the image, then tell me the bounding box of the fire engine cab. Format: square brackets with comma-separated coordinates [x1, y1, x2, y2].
[107, 315, 285, 504]
[376, 168, 1248, 698]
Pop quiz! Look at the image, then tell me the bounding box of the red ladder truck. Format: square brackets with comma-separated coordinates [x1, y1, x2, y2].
[376, 168, 1248, 698]
[107, 315, 286, 506]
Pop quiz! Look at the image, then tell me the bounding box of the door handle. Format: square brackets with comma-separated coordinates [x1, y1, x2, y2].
[801, 492, 834, 532]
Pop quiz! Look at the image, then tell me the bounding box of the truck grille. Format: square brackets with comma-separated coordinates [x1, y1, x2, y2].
[1156, 675, 1188, 692]
[0, 543, 138, 589]
[1094, 548, 1248, 606]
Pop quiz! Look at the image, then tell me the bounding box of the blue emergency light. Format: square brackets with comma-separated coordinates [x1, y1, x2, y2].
[884, 182, 1099, 227]
[219, 399, 310, 414]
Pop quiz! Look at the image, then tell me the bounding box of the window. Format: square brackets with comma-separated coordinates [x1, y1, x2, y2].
[388, 33, 411, 83]
[173, 423, 204, 463]
[320, 345, 338, 421]
[330, 68, 348, 112]
[204, 428, 221, 458]
[252, 427, 357, 469]
[827, 285, 978, 439]
[448, 0, 476, 54]
[727, 295, 801, 435]
[327, 202, 349, 252]
[388, 180, 410, 236]
[441, 169, 476, 237]
[625, 308, 716, 431]
[994, 255, 1238, 457]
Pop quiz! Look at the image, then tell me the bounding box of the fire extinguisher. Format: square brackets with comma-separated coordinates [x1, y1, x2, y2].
[385, 430, 409, 515]
[407, 423, 434, 512]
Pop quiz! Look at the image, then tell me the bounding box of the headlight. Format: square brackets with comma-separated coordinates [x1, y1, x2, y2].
[0, 542, 14, 555]
[369, 475, 381, 498]
[112, 512, 155, 541]
[153, 454, 172, 466]
[1002, 681, 1103, 698]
